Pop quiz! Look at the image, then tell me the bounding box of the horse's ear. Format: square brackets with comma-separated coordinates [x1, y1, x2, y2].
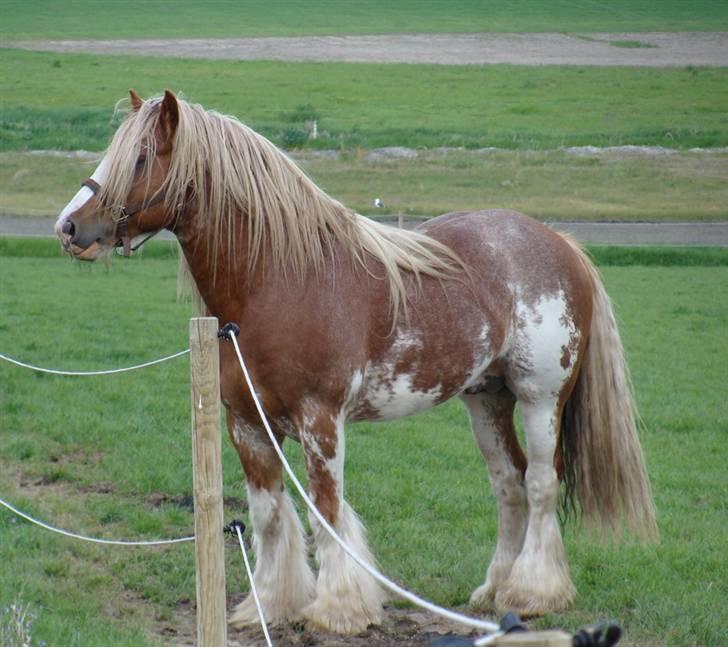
[129, 89, 143, 112]
[159, 89, 179, 142]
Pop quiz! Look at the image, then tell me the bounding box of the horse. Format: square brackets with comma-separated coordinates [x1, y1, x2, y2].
[55, 90, 657, 634]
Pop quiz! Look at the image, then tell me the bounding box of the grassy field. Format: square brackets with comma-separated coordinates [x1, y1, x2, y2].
[1, 49, 727, 222]
[2, 50, 728, 153]
[1, 0, 727, 40]
[3, 148, 728, 222]
[0, 242, 727, 645]
[1, 2, 727, 640]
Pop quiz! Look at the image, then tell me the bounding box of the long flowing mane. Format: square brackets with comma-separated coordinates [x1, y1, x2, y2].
[101, 96, 463, 317]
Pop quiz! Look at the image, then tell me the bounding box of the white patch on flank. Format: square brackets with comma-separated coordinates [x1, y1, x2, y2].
[55, 156, 110, 231]
[365, 371, 441, 420]
[357, 330, 442, 420]
[509, 289, 577, 401]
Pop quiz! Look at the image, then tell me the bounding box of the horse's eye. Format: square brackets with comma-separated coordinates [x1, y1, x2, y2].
[136, 155, 146, 168]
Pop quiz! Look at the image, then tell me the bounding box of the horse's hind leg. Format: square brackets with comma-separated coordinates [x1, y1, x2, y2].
[495, 292, 582, 615]
[227, 417, 315, 628]
[461, 389, 528, 609]
[299, 406, 385, 634]
[494, 393, 575, 616]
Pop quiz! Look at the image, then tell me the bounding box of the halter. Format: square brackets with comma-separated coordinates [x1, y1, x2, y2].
[81, 178, 168, 256]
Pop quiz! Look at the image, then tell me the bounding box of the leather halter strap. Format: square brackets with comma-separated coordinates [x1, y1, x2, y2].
[81, 177, 168, 256]
[82, 178, 102, 194]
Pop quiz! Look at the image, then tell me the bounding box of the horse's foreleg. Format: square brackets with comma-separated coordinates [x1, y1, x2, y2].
[299, 408, 385, 634]
[227, 418, 315, 628]
[461, 389, 528, 609]
[495, 396, 575, 616]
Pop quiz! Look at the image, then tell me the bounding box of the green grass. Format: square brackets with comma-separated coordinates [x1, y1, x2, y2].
[2, 50, 728, 152]
[4, 148, 728, 222]
[1, 0, 726, 40]
[609, 40, 658, 49]
[299, 149, 728, 221]
[0, 247, 727, 645]
[5, 238, 728, 267]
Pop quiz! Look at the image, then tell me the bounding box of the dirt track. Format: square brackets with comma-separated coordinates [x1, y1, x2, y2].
[3, 32, 728, 66]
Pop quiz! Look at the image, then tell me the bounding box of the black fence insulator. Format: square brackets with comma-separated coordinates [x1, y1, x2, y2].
[573, 621, 622, 646]
[223, 519, 246, 536]
[217, 322, 241, 340]
[500, 611, 527, 633]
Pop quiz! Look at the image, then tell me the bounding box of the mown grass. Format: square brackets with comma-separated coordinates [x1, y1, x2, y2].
[0, 247, 726, 645]
[1, 0, 726, 40]
[3, 148, 728, 222]
[2, 50, 728, 152]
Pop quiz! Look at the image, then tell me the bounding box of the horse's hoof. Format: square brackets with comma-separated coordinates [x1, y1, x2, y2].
[494, 582, 575, 618]
[229, 596, 264, 628]
[469, 582, 497, 610]
[229, 595, 290, 629]
[301, 599, 379, 635]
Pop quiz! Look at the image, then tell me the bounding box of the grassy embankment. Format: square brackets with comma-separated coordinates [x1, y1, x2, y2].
[3, 148, 728, 221]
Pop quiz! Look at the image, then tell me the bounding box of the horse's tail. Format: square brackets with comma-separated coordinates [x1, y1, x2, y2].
[560, 237, 658, 541]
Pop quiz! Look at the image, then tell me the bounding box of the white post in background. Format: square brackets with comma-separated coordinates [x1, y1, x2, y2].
[189, 317, 227, 647]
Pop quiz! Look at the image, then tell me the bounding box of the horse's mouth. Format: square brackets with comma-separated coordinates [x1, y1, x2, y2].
[60, 238, 107, 261]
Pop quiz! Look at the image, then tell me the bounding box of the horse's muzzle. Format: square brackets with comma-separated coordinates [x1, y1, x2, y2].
[56, 215, 108, 261]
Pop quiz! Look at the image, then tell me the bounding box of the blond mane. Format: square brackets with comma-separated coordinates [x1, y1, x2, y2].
[100, 95, 463, 318]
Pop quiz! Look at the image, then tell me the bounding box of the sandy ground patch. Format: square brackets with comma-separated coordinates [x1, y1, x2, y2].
[2, 32, 728, 66]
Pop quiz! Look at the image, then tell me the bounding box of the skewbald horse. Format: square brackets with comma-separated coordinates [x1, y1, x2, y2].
[55, 91, 657, 634]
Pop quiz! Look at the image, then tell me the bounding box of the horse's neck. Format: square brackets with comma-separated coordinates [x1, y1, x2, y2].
[176, 212, 254, 319]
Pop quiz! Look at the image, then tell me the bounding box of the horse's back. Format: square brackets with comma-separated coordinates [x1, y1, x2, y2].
[418, 209, 592, 312]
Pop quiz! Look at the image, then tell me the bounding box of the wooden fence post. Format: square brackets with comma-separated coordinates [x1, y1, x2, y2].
[189, 317, 227, 647]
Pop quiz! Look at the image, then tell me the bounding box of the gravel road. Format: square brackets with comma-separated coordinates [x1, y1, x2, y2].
[4, 215, 727, 247]
[3, 32, 728, 66]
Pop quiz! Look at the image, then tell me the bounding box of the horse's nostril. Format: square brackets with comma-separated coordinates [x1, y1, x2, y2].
[62, 220, 75, 238]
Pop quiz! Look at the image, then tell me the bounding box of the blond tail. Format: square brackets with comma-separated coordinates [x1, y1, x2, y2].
[560, 240, 658, 541]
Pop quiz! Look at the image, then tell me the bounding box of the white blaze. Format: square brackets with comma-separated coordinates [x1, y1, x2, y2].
[55, 156, 110, 234]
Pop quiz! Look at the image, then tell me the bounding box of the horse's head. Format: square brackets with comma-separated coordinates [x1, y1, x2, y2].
[55, 90, 180, 260]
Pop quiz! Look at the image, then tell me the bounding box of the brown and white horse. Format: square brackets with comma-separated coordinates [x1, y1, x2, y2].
[55, 91, 657, 634]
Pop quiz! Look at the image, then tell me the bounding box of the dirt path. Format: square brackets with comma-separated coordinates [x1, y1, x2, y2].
[3, 32, 728, 66]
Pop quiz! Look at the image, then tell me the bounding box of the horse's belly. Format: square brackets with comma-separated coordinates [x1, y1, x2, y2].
[352, 371, 446, 421]
[349, 349, 492, 422]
